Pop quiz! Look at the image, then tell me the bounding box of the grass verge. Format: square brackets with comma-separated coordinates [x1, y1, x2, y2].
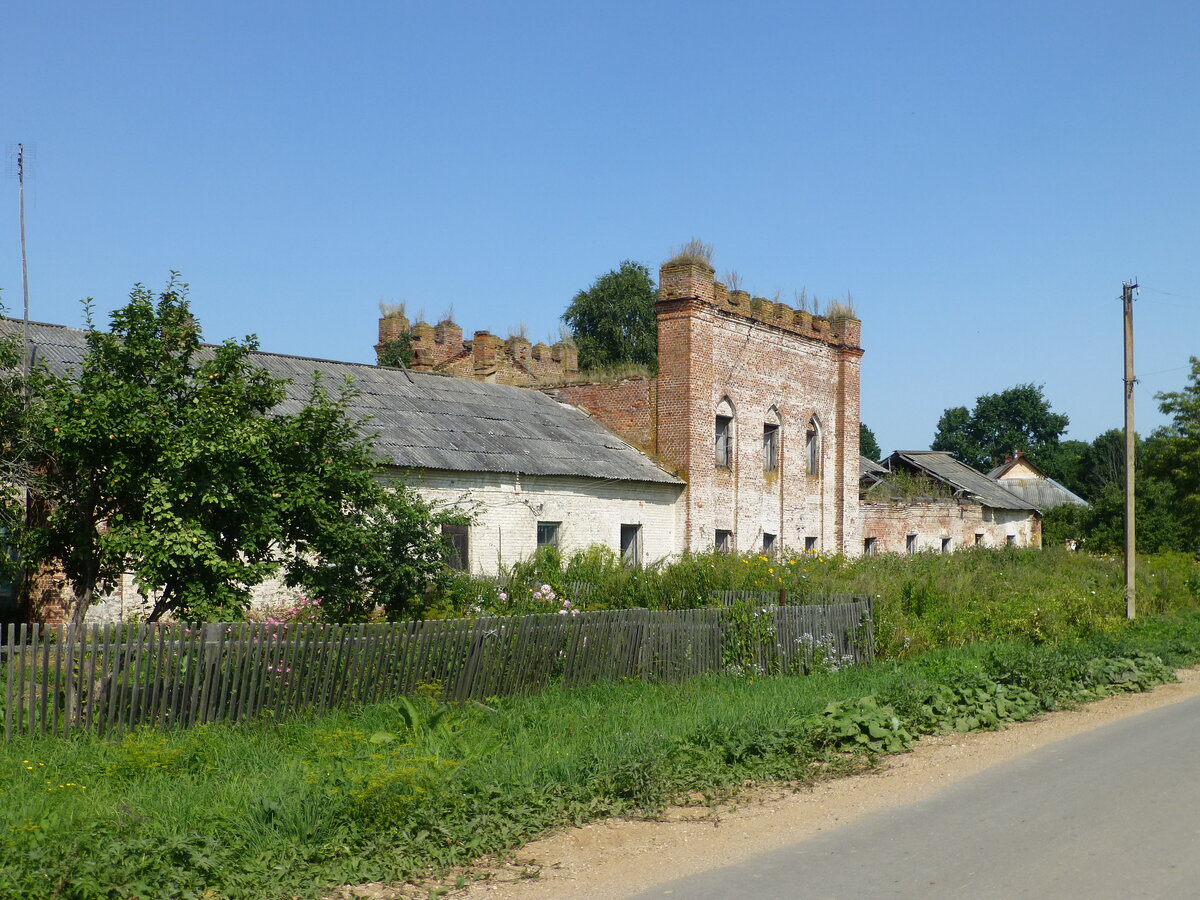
[4, 611, 1200, 899]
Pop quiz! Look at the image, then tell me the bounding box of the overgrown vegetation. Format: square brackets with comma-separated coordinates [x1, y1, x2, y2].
[561, 260, 660, 372]
[665, 237, 714, 266]
[455, 546, 1199, 660]
[0, 280, 460, 624]
[3, 611, 1200, 899]
[932, 364, 1200, 555]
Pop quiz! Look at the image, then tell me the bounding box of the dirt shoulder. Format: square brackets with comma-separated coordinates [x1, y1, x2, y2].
[334, 667, 1200, 900]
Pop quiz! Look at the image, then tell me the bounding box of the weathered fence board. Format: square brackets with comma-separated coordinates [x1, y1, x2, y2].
[1, 597, 873, 740]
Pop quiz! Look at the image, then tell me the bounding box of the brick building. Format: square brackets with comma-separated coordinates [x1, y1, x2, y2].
[860, 451, 1041, 554]
[378, 258, 865, 558]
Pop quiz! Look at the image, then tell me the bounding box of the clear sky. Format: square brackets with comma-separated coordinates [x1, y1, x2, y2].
[4, 1, 1198, 456]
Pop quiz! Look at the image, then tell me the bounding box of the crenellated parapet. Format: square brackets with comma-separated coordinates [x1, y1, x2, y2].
[375, 313, 578, 384]
[658, 260, 862, 349]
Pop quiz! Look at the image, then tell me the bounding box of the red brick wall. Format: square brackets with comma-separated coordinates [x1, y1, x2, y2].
[656, 260, 863, 556]
[375, 314, 578, 384]
[541, 377, 657, 456]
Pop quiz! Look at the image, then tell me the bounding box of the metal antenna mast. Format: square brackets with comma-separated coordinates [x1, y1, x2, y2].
[17, 143, 31, 378]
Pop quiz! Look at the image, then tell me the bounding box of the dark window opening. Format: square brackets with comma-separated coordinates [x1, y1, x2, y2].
[715, 529, 733, 553]
[715, 415, 733, 468]
[620, 524, 643, 567]
[863, 537, 877, 556]
[441, 525, 469, 571]
[537, 521, 561, 549]
[763, 532, 777, 554]
[806, 423, 820, 476]
[906, 533, 918, 554]
[763, 423, 780, 473]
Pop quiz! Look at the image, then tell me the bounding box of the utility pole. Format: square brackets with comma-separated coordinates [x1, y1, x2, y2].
[1122, 280, 1138, 619]
[17, 143, 31, 379]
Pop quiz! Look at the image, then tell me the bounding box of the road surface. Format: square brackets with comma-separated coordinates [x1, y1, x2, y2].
[636, 694, 1200, 899]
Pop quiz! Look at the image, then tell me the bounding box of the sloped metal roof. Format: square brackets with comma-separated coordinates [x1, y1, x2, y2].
[990, 477, 1088, 509]
[888, 451, 1037, 511]
[3, 319, 682, 486]
[860, 456, 888, 478]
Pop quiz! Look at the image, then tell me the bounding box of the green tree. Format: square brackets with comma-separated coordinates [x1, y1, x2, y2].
[1146, 356, 1200, 544]
[6, 277, 457, 623]
[931, 384, 1069, 472]
[859, 422, 881, 461]
[562, 261, 659, 371]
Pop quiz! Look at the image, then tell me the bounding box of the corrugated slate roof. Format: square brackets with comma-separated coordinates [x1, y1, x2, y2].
[4, 319, 682, 485]
[990, 477, 1088, 509]
[860, 456, 888, 478]
[888, 451, 1037, 511]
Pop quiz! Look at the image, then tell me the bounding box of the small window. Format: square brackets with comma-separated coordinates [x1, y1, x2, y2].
[804, 536, 818, 553]
[440, 525, 469, 571]
[941, 537, 952, 554]
[620, 524, 643, 567]
[715, 529, 733, 553]
[863, 537, 877, 556]
[1006, 534, 1016, 547]
[715, 415, 733, 468]
[763, 423, 779, 473]
[975, 532, 985, 547]
[537, 521, 561, 549]
[806, 421, 820, 476]
[763, 532, 777, 554]
[906, 533, 918, 555]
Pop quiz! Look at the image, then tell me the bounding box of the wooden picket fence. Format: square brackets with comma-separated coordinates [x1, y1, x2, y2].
[2, 598, 873, 740]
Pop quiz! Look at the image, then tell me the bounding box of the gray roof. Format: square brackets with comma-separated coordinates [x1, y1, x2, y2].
[990, 477, 1088, 509]
[860, 456, 887, 478]
[887, 451, 1037, 511]
[3, 319, 682, 486]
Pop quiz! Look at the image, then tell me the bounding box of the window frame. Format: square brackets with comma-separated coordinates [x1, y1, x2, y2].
[763, 422, 780, 473]
[715, 529, 733, 553]
[863, 537, 877, 557]
[762, 532, 777, 554]
[805, 418, 821, 477]
[536, 521, 561, 549]
[906, 533, 918, 555]
[440, 524, 469, 571]
[715, 415, 733, 468]
[620, 524, 643, 568]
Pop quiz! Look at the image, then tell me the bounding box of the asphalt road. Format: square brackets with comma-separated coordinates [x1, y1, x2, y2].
[635, 694, 1200, 899]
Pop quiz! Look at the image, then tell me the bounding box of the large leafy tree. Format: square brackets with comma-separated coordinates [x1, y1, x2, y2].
[3, 278, 457, 624]
[1146, 356, 1200, 542]
[931, 384, 1069, 472]
[562, 261, 659, 371]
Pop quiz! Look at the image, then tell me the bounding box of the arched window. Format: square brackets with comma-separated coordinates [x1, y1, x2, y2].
[715, 397, 735, 468]
[806, 415, 821, 477]
[763, 406, 781, 473]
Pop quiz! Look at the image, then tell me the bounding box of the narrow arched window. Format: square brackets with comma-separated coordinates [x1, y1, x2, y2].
[763, 407, 781, 473]
[715, 398, 735, 468]
[806, 416, 821, 477]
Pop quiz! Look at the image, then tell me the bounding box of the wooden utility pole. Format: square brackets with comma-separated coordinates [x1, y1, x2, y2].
[1123, 280, 1138, 619]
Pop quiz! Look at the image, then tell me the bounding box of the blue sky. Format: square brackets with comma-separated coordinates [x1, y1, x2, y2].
[4, 1, 1198, 456]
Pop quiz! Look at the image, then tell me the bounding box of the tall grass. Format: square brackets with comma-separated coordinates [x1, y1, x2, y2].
[5, 611, 1200, 899]
[472, 546, 1200, 658]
